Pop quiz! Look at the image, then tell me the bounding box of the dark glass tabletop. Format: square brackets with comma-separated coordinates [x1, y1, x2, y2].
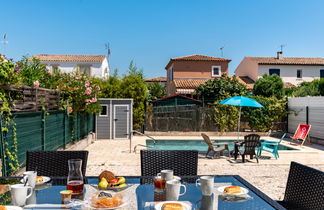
[0, 175, 285, 210]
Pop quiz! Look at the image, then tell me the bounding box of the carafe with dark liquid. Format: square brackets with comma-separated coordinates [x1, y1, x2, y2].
[67, 159, 84, 194]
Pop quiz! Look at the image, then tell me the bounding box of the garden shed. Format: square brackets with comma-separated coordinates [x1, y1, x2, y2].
[152, 94, 202, 107]
[96, 99, 133, 140]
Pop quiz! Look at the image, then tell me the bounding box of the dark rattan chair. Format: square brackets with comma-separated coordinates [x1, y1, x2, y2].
[278, 161, 324, 210]
[234, 134, 261, 163]
[26, 150, 89, 176]
[140, 150, 198, 183]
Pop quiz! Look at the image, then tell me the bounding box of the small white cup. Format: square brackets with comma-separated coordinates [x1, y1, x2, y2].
[196, 176, 214, 196]
[23, 171, 37, 188]
[165, 180, 186, 201]
[157, 169, 174, 181]
[10, 184, 33, 206]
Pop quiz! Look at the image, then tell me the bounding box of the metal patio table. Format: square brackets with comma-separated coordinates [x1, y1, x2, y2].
[0, 175, 285, 210]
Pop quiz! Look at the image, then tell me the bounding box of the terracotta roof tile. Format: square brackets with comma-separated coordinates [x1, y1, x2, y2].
[145, 77, 167, 82]
[284, 82, 295, 88]
[235, 76, 255, 89]
[247, 56, 324, 65]
[32, 54, 106, 63]
[166, 54, 231, 69]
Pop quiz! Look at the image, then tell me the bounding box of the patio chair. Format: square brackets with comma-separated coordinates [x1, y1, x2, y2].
[234, 134, 261, 163]
[140, 150, 198, 183]
[257, 133, 286, 160]
[201, 133, 230, 158]
[278, 161, 324, 209]
[290, 124, 311, 146]
[26, 150, 89, 177]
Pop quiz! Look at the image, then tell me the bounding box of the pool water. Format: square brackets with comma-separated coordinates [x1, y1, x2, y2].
[146, 139, 298, 151]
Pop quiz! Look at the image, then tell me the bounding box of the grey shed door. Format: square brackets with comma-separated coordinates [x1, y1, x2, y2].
[114, 105, 129, 139]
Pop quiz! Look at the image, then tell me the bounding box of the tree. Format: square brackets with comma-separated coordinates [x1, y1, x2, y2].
[253, 74, 284, 98]
[195, 74, 248, 104]
[146, 82, 166, 101]
[95, 69, 122, 98]
[291, 80, 320, 97]
[120, 61, 147, 130]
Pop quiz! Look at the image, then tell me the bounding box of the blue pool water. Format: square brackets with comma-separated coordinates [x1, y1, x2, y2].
[146, 139, 298, 151]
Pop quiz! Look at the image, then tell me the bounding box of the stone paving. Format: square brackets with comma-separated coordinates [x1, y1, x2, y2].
[84, 135, 324, 200]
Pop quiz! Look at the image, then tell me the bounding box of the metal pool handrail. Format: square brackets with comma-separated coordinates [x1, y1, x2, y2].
[132, 130, 157, 144]
[133, 144, 155, 153]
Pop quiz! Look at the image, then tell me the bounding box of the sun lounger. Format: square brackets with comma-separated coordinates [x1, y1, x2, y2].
[290, 124, 311, 146]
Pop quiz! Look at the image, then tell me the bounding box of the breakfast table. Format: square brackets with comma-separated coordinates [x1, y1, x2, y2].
[0, 175, 285, 210]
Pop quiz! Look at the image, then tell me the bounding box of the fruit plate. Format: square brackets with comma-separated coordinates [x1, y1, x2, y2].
[217, 185, 249, 196]
[91, 184, 132, 192]
[154, 201, 191, 210]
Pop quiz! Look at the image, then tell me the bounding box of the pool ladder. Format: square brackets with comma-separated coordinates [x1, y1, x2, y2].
[132, 130, 157, 153]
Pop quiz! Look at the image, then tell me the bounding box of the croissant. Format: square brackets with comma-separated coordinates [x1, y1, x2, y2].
[162, 203, 184, 210]
[224, 185, 242, 194]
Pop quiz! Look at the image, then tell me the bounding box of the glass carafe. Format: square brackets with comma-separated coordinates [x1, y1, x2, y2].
[67, 159, 84, 194]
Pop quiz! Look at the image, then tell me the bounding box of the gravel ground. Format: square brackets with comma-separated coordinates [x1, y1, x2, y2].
[84, 137, 324, 200]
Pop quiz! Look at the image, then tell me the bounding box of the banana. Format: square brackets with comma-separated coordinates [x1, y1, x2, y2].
[116, 176, 126, 185]
[114, 183, 127, 188]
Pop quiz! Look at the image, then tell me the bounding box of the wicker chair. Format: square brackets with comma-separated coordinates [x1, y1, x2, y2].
[26, 150, 89, 177]
[140, 150, 198, 183]
[234, 134, 261, 163]
[278, 161, 324, 210]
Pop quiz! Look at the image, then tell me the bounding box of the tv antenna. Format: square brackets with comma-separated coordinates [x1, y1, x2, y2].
[219, 46, 225, 57]
[1, 34, 8, 55]
[279, 44, 286, 52]
[104, 43, 111, 77]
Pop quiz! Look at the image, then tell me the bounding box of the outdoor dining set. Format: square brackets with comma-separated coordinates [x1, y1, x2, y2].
[0, 149, 323, 209]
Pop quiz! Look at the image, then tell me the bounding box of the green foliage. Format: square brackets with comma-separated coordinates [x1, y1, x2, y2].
[289, 79, 324, 97]
[95, 69, 122, 98]
[195, 74, 248, 104]
[253, 74, 284, 98]
[120, 61, 147, 130]
[242, 96, 287, 131]
[146, 82, 166, 101]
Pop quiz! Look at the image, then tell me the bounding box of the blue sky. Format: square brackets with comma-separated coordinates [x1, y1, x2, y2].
[1, 0, 324, 78]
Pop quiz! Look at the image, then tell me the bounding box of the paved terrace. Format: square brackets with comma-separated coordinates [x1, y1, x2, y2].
[83, 135, 324, 200]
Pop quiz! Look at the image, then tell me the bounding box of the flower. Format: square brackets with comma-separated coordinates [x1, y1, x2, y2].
[91, 97, 97, 103]
[14, 67, 19, 72]
[33, 81, 40, 88]
[84, 87, 92, 95]
[85, 80, 90, 87]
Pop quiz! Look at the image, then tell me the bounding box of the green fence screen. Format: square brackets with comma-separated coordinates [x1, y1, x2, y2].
[0, 110, 95, 176]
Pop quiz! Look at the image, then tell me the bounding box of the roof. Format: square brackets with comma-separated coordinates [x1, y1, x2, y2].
[284, 82, 295, 88]
[144, 77, 167, 83]
[247, 56, 324, 66]
[32, 54, 106, 63]
[172, 76, 255, 90]
[165, 54, 231, 69]
[152, 94, 202, 104]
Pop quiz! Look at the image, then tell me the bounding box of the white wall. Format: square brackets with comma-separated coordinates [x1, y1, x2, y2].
[288, 97, 324, 140]
[258, 65, 324, 85]
[235, 57, 259, 81]
[41, 59, 109, 78]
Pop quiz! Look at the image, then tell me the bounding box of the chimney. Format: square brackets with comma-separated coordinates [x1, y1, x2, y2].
[277, 51, 283, 60]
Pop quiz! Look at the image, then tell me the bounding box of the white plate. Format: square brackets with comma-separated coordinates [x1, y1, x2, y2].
[4, 206, 23, 210]
[217, 185, 249, 196]
[154, 201, 191, 210]
[20, 176, 51, 185]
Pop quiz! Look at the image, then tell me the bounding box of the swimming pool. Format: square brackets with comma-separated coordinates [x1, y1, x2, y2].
[146, 139, 298, 151]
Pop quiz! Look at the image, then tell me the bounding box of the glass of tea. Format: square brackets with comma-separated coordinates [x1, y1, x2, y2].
[67, 159, 84, 194]
[154, 176, 166, 192]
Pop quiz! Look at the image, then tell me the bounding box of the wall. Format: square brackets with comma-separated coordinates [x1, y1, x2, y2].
[235, 57, 259, 81]
[169, 60, 229, 80]
[259, 65, 324, 85]
[41, 61, 108, 78]
[288, 96, 324, 144]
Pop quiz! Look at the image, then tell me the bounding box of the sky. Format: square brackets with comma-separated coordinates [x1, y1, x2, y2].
[1, 0, 324, 78]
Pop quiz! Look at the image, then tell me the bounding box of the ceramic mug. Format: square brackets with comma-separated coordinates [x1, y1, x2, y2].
[196, 176, 214, 196]
[10, 184, 33, 206]
[165, 180, 186, 201]
[157, 169, 174, 181]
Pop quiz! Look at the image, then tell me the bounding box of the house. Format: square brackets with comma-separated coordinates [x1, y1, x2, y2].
[164, 54, 253, 96]
[144, 76, 167, 86]
[235, 52, 324, 86]
[152, 94, 202, 107]
[32, 54, 109, 78]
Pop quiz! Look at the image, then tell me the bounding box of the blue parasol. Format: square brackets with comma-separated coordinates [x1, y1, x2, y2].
[219, 96, 264, 139]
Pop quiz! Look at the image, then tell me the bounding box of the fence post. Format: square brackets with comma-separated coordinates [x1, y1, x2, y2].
[63, 110, 66, 149]
[0, 115, 7, 176]
[41, 111, 45, 150]
[306, 106, 309, 125]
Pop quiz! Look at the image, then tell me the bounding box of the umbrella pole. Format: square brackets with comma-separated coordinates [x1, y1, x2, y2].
[237, 106, 241, 140]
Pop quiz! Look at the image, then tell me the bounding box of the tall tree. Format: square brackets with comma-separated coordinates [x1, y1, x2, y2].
[253, 74, 284, 98]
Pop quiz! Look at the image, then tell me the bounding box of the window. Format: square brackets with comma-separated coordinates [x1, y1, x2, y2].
[77, 65, 91, 75]
[297, 69, 303, 78]
[211, 66, 221, 77]
[269, 69, 280, 76]
[321, 69, 324, 78]
[99, 105, 108, 117]
[51, 65, 60, 74]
